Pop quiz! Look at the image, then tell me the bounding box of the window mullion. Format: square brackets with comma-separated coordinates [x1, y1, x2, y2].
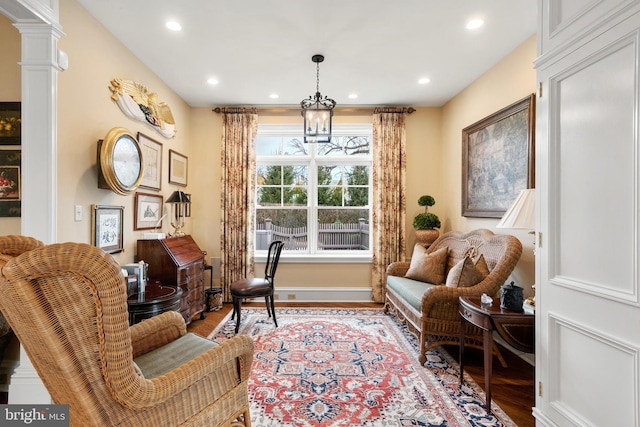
[308, 156, 318, 255]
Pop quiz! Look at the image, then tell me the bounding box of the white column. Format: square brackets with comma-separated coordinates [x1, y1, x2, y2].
[7, 19, 64, 405]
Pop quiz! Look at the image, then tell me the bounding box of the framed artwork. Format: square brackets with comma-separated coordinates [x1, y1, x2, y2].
[462, 94, 535, 218]
[137, 132, 162, 191]
[0, 148, 21, 217]
[134, 192, 164, 230]
[168, 149, 188, 186]
[0, 102, 21, 145]
[92, 205, 124, 254]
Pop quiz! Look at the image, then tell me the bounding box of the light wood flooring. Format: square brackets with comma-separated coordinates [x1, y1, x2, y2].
[187, 301, 535, 427]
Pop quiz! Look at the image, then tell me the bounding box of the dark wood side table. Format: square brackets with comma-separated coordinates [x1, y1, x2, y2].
[459, 296, 534, 411]
[127, 281, 183, 325]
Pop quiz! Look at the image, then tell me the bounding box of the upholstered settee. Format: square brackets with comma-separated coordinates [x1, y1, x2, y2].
[384, 229, 522, 365]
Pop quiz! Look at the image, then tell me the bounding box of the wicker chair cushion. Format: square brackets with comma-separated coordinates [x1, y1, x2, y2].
[134, 332, 218, 378]
[445, 255, 490, 288]
[387, 275, 438, 311]
[404, 245, 448, 284]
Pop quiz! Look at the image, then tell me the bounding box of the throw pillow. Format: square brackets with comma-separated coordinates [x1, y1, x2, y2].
[445, 255, 488, 288]
[475, 254, 490, 277]
[405, 245, 448, 284]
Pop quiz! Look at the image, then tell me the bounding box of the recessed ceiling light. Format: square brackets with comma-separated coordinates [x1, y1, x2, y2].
[207, 77, 219, 85]
[166, 21, 182, 31]
[269, 93, 279, 99]
[348, 93, 358, 99]
[466, 18, 484, 30]
[418, 77, 431, 85]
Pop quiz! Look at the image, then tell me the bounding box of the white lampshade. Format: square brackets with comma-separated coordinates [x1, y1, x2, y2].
[496, 189, 535, 229]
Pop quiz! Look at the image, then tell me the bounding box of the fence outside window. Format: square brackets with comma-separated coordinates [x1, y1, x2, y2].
[256, 218, 369, 251]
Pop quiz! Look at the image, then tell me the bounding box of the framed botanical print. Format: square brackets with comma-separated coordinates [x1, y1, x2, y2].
[462, 94, 535, 218]
[91, 205, 124, 254]
[138, 132, 162, 191]
[168, 149, 188, 186]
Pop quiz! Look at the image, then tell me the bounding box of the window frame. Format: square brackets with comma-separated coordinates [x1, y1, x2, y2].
[255, 123, 373, 263]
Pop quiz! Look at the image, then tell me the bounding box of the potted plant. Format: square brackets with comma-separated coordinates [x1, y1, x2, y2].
[413, 195, 441, 246]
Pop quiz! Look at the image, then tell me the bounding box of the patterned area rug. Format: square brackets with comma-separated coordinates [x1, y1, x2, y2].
[208, 307, 517, 427]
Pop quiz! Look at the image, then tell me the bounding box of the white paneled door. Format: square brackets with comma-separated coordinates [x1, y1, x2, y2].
[535, 2, 640, 426]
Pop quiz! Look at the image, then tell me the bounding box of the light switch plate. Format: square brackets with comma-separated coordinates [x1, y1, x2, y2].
[74, 205, 82, 221]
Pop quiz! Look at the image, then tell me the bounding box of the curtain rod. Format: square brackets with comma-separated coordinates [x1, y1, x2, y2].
[212, 106, 415, 115]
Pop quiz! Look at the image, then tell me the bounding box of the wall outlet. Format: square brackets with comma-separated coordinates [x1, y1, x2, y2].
[287, 293, 296, 300]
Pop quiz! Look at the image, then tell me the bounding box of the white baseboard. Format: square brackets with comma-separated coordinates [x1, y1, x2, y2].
[270, 287, 373, 302]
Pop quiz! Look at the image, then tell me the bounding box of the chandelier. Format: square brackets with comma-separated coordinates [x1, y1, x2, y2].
[300, 54, 336, 143]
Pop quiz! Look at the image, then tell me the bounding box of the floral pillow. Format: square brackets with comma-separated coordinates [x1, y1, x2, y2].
[445, 254, 489, 288]
[404, 245, 448, 284]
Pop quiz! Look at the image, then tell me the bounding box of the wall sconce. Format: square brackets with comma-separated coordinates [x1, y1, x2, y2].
[166, 190, 191, 237]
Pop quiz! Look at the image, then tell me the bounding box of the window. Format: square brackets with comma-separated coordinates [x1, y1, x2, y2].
[255, 124, 372, 261]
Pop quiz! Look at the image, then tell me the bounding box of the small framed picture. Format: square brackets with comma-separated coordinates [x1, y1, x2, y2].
[168, 149, 187, 186]
[92, 205, 124, 254]
[138, 132, 162, 191]
[0, 102, 21, 145]
[134, 192, 164, 230]
[0, 148, 21, 217]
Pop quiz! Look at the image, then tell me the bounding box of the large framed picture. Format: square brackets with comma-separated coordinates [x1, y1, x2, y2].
[138, 132, 162, 191]
[0, 148, 21, 217]
[168, 149, 188, 186]
[0, 102, 21, 145]
[462, 94, 535, 218]
[134, 192, 163, 230]
[92, 204, 124, 254]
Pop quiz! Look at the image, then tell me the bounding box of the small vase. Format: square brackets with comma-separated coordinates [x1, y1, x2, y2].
[415, 229, 439, 247]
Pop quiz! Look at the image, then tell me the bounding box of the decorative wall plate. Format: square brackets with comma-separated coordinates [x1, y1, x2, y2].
[109, 78, 176, 138]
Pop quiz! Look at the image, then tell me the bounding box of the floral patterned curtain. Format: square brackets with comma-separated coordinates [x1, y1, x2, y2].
[371, 109, 407, 302]
[220, 108, 258, 301]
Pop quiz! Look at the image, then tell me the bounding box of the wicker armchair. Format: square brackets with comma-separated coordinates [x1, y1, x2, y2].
[0, 241, 254, 427]
[384, 229, 522, 365]
[0, 235, 45, 361]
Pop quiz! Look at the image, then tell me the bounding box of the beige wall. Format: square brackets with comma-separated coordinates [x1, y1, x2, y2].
[440, 34, 537, 294]
[0, 14, 22, 234]
[0, 2, 536, 295]
[55, 0, 194, 265]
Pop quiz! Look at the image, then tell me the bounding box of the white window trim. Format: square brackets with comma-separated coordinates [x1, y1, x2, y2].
[255, 123, 373, 262]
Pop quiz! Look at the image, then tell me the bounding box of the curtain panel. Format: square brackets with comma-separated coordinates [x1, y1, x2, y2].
[220, 110, 258, 302]
[371, 111, 407, 302]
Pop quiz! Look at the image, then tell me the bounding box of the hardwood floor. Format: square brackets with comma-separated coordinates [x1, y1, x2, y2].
[187, 301, 535, 427]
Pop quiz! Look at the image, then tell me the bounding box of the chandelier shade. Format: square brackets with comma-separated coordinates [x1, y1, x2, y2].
[301, 54, 336, 143]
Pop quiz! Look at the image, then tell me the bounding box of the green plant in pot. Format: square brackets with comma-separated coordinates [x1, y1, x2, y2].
[413, 195, 441, 246]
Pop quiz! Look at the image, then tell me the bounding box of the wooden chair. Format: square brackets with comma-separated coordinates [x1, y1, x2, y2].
[230, 240, 285, 334]
[0, 241, 254, 427]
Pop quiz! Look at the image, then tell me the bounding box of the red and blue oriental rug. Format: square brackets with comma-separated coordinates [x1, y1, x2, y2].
[208, 307, 517, 427]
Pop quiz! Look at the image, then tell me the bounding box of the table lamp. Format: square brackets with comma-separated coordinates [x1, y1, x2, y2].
[166, 190, 191, 237]
[496, 188, 536, 312]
